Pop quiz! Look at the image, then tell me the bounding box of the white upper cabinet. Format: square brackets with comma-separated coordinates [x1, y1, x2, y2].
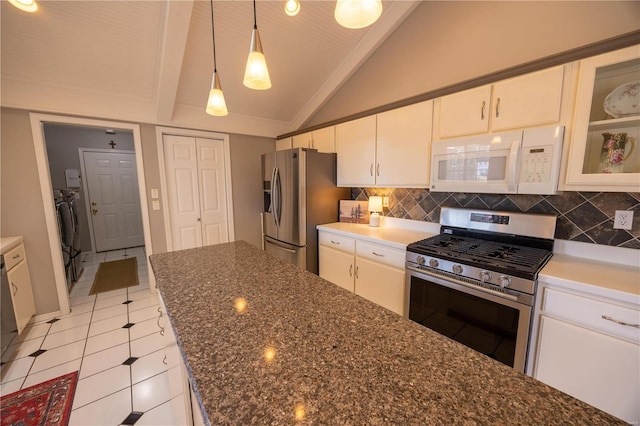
[376, 101, 433, 187]
[336, 101, 433, 187]
[561, 45, 640, 192]
[436, 66, 566, 139]
[292, 126, 336, 153]
[275, 137, 292, 151]
[336, 115, 377, 186]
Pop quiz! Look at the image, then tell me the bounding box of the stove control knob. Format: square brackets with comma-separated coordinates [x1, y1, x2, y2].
[428, 258, 439, 268]
[499, 275, 512, 288]
[452, 264, 463, 275]
[479, 271, 491, 282]
[417, 256, 426, 266]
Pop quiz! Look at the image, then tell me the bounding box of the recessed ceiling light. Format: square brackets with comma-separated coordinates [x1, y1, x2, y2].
[8, 0, 38, 13]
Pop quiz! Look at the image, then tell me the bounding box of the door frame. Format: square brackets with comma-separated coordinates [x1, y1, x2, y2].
[78, 148, 138, 253]
[30, 113, 156, 316]
[155, 126, 235, 251]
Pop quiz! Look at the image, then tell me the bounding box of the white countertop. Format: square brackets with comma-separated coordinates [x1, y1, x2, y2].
[317, 217, 438, 250]
[1, 236, 23, 255]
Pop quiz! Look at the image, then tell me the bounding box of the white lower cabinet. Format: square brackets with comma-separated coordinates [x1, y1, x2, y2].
[531, 286, 640, 424]
[158, 292, 201, 426]
[318, 231, 406, 315]
[3, 242, 35, 334]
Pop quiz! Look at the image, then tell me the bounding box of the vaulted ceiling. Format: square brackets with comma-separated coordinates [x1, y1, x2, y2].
[1, 0, 419, 137]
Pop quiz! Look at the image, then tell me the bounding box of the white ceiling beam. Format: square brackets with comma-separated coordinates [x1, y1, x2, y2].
[155, 0, 195, 122]
[288, 1, 421, 131]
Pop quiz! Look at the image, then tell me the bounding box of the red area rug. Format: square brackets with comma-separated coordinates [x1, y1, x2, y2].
[1, 371, 78, 426]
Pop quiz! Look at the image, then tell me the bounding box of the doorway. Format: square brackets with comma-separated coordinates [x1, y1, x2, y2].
[80, 149, 145, 252]
[30, 113, 155, 316]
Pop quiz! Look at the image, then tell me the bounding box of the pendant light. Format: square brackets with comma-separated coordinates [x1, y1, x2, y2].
[206, 0, 228, 116]
[335, 0, 382, 29]
[8, 0, 38, 13]
[284, 0, 300, 16]
[243, 0, 272, 90]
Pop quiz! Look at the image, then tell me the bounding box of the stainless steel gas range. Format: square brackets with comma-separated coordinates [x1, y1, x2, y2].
[405, 207, 556, 373]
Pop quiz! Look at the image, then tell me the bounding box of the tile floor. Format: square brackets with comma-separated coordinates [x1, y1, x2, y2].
[0, 247, 188, 425]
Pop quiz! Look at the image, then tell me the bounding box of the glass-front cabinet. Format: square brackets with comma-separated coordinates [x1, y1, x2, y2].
[562, 45, 640, 192]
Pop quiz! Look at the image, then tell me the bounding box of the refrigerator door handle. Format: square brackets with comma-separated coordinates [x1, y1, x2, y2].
[275, 167, 282, 227]
[270, 167, 279, 227]
[265, 237, 297, 254]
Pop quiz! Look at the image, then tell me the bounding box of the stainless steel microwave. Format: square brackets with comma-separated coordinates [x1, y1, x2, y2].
[430, 126, 564, 195]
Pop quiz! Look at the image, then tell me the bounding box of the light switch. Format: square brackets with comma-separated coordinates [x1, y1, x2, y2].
[151, 189, 159, 199]
[152, 200, 160, 211]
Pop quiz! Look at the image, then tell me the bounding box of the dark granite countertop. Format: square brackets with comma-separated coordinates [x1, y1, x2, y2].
[149, 241, 624, 425]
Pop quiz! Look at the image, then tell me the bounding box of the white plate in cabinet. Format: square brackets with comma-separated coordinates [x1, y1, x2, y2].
[562, 45, 640, 192]
[437, 66, 565, 139]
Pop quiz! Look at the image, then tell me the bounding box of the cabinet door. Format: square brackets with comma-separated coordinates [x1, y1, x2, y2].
[336, 116, 376, 186]
[376, 101, 432, 187]
[7, 260, 35, 334]
[534, 315, 640, 424]
[276, 137, 292, 151]
[355, 257, 405, 316]
[563, 45, 640, 192]
[492, 66, 564, 131]
[312, 126, 336, 153]
[319, 245, 354, 292]
[292, 132, 312, 149]
[438, 85, 491, 138]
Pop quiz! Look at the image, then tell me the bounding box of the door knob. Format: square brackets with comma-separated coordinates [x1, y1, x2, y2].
[91, 202, 97, 206]
[92, 208, 98, 215]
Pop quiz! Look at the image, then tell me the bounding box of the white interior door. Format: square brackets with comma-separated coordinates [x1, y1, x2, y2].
[163, 135, 230, 251]
[196, 138, 229, 246]
[83, 151, 144, 252]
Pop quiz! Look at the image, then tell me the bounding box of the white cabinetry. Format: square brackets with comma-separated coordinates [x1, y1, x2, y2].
[318, 230, 406, 315]
[436, 66, 565, 139]
[531, 285, 639, 424]
[275, 137, 292, 151]
[336, 101, 432, 187]
[292, 126, 335, 153]
[4, 242, 35, 334]
[562, 45, 640, 192]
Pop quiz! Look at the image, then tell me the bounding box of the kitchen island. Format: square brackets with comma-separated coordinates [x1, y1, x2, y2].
[149, 241, 624, 425]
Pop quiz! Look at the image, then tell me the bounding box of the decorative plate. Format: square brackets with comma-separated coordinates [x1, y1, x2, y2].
[603, 80, 639, 118]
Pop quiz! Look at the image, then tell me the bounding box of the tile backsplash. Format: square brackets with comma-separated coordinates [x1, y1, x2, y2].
[352, 188, 640, 249]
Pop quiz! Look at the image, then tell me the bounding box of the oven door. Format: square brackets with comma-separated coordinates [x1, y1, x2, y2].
[405, 265, 532, 373]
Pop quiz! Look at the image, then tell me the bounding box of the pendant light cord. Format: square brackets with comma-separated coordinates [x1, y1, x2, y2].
[210, 0, 217, 72]
[252, 0, 257, 29]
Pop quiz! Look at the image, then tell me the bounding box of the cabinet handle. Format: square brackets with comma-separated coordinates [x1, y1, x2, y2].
[480, 100, 486, 120]
[162, 355, 168, 365]
[376, 164, 380, 177]
[330, 240, 340, 245]
[355, 266, 359, 279]
[11, 281, 18, 296]
[495, 97, 500, 118]
[12, 254, 20, 260]
[372, 252, 384, 257]
[370, 164, 373, 177]
[601, 315, 640, 329]
[349, 264, 353, 277]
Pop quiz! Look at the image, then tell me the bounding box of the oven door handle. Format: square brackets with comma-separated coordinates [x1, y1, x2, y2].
[406, 266, 520, 302]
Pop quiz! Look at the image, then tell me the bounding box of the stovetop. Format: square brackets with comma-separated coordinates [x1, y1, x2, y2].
[407, 232, 553, 278]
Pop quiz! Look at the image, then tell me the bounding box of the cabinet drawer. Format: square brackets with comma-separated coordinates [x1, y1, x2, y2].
[318, 232, 355, 254]
[5, 243, 26, 270]
[542, 287, 640, 344]
[356, 242, 404, 269]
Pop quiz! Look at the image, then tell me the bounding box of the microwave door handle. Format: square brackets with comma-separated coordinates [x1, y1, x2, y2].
[508, 139, 520, 192]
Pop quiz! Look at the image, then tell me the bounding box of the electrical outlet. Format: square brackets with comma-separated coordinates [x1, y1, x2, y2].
[151, 188, 159, 199]
[382, 197, 389, 208]
[613, 210, 633, 230]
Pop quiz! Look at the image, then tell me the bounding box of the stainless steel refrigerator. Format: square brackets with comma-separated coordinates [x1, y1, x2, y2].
[262, 148, 350, 274]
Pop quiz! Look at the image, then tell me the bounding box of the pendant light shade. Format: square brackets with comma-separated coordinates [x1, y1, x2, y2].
[335, 0, 382, 29]
[206, 72, 228, 116]
[206, 0, 228, 116]
[243, 0, 272, 90]
[8, 0, 38, 12]
[284, 0, 300, 16]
